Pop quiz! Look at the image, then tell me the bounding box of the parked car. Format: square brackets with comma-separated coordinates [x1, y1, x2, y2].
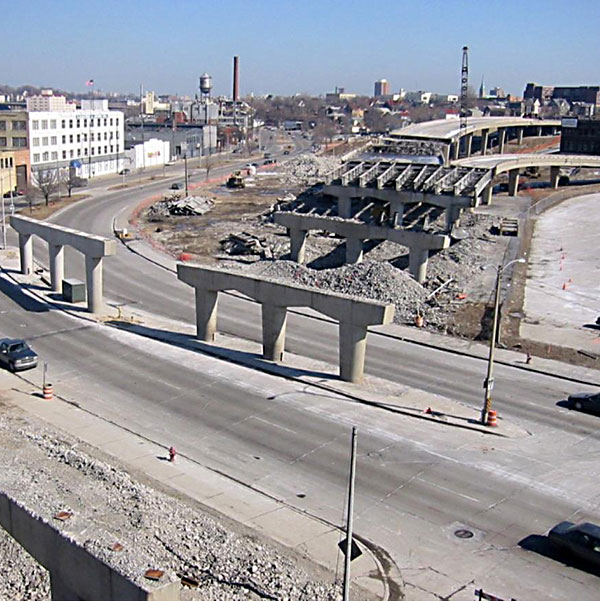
[567, 391, 600, 413]
[548, 521, 600, 566]
[118, 168, 130, 175]
[264, 159, 277, 165]
[283, 150, 290, 155]
[0, 339, 38, 372]
[170, 182, 184, 190]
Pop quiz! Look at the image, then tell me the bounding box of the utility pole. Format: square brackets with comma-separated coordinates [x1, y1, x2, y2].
[140, 84, 146, 171]
[1, 177, 6, 250]
[459, 46, 469, 158]
[342, 426, 357, 601]
[481, 258, 525, 424]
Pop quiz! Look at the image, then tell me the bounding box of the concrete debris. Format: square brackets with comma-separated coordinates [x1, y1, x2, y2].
[220, 232, 275, 258]
[0, 411, 347, 601]
[280, 155, 342, 186]
[147, 196, 214, 220]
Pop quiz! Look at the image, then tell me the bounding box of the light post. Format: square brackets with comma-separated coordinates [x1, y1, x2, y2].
[184, 154, 188, 197]
[481, 258, 526, 425]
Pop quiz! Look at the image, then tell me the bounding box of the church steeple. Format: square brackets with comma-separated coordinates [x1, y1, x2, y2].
[479, 76, 486, 99]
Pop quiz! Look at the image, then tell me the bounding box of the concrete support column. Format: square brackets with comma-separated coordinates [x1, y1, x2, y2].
[84, 255, 103, 313]
[452, 141, 460, 160]
[409, 247, 429, 283]
[550, 166, 560, 189]
[195, 289, 218, 342]
[508, 169, 520, 196]
[517, 127, 524, 145]
[262, 303, 287, 362]
[481, 182, 493, 205]
[536, 126, 543, 137]
[498, 128, 507, 154]
[441, 144, 451, 165]
[18, 233, 33, 275]
[390, 202, 404, 227]
[445, 205, 461, 231]
[289, 228, 307, 263]
[339, 322, 367, 383]
[49, 243, 64, 293]
[337, 195, 352, 218]
[465, 133, 473, 157]
[345, 238, 363, 264]
[481, 129, 489, 155]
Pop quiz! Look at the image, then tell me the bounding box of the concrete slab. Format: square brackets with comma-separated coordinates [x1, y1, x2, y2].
[523, 192, 600, 355]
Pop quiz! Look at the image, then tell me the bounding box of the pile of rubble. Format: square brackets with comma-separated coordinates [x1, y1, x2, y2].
[244, 260, 427, 324]
[0, 411, 348, 601]
[279, 155, 341, 187]
[146, 196, 214, 221]
[220, 231, 287, 259]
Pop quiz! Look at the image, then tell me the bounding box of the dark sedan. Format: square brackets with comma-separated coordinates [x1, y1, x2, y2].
[567, 392, 600, 413]
[0, 339, 38, 372]
[549, 522, 600, 567]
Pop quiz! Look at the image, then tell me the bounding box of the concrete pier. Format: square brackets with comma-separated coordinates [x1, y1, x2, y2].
[346, 238, 364, 264]
[177, 264, 394, 383]
[481, 182, 493, 205]
[196, 289, 218, 341]
[49, 244, 64, 293]
[550, 165, 560, 189]
[464, 133, 473, 157]
[289, 228, 307, 263]
[19, 232, 33, 275]
[262, 303, 287, 361]
[273, 212, 450, 283]
[498, 128, 507, 154]
[508, 169, 520, 196]
[480, 129, 489, 155]
[10, 215, 116, 313]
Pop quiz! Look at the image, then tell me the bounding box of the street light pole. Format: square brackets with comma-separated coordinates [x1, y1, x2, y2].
[184, 154, 188, 197]
[481, 258, 525, 425]
[342, 426, 357, 601]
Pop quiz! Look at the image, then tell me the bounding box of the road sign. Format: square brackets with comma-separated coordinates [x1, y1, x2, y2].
[338, 538, 362, 561]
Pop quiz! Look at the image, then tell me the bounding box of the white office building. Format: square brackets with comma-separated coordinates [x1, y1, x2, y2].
[125, 138, 170, 170]
[28, 98, 125, 179]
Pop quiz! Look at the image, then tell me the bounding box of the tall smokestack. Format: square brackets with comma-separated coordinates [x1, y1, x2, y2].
[233, 55, 239, 102]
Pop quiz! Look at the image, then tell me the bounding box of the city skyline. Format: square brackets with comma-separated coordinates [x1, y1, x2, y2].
[5, 0, 600, 98]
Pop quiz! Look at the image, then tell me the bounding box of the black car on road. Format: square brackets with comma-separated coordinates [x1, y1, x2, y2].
[567, 392, 600, 413]
[549, 522, 600, 567]
[170, 182, 184, 190]
[0, 339, 38, 372]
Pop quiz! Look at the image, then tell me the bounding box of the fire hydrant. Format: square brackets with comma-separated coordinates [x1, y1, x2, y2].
[168, 446, 177, 463]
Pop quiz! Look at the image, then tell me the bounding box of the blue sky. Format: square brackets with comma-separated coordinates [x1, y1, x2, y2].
[6, 0, 600, 97]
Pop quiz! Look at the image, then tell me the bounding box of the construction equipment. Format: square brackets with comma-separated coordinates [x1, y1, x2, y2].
[226, 171, 245, 189]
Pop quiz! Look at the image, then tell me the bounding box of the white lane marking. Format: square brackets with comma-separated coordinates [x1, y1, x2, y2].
[417, 478, 481, 503]
[251, 416, 297, 434]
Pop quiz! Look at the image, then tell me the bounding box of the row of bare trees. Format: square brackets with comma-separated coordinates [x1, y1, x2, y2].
[30, 168, 81, 206]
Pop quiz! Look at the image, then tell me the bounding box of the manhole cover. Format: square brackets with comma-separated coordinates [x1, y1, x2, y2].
[454, 529, 474, 539]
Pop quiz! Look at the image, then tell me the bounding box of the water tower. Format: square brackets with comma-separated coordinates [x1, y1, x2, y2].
[199, 73, 212, 99]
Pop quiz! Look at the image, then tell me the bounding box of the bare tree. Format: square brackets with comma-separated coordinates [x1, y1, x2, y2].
[32, 168, 59, 206]
[61, 169, 77, 198]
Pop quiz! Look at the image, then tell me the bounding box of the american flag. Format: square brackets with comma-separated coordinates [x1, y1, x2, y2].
[86, 79, 94, 86]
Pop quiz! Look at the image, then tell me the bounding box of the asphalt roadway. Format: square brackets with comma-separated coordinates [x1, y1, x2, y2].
[2, 147, 600, 599]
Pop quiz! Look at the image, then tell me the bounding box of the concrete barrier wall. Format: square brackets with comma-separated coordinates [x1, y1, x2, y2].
[0, 492, 178, 601]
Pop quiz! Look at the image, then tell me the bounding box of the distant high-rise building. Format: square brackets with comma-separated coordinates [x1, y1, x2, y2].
[374, 79, 390, 98]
